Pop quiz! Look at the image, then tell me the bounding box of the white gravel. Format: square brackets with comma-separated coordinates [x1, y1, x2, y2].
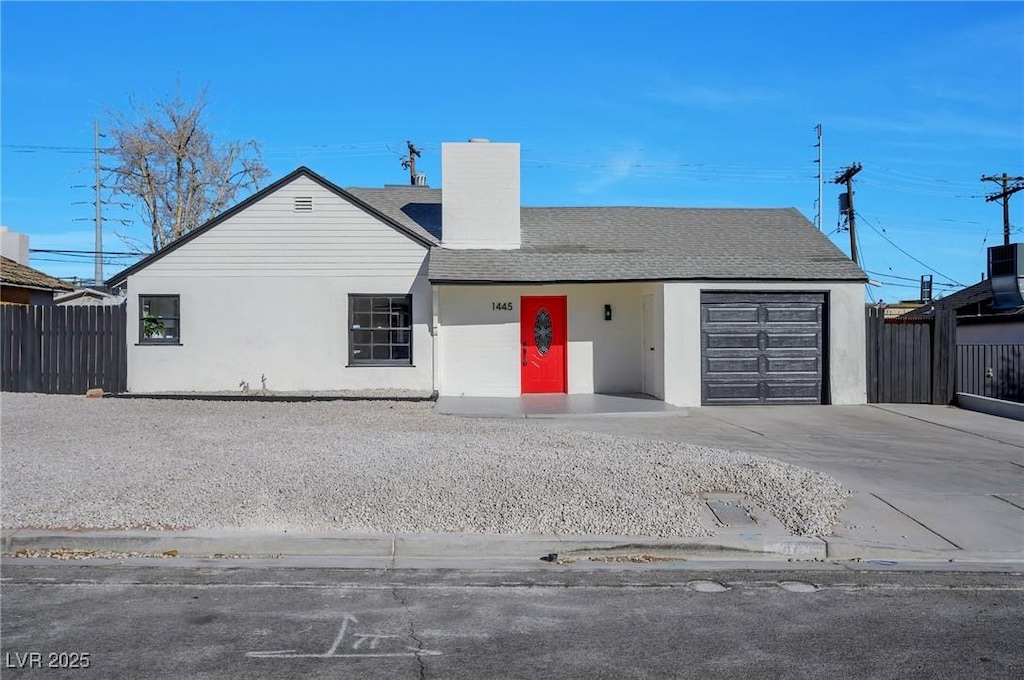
[0, 393, 848, 537]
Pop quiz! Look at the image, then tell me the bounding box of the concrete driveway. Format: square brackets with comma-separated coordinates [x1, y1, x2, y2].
[532, 403, 1024, 561]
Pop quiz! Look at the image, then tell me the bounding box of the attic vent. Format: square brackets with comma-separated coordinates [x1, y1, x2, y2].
[294, 196, 313, 212]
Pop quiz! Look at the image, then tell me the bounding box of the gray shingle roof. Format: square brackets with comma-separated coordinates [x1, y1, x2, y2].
[903, 279, 1022, 317]
[346, 187, 441, 242]
[347, 187, 866, 283]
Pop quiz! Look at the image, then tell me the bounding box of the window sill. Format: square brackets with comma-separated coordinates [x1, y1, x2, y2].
[346, 364, 416, 368]
[136, 342, 183, 346]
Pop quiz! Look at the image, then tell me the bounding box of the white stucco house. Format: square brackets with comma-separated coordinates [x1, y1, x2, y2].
[106, 139, 868, 406]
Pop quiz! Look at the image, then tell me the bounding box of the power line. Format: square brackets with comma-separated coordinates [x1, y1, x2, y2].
[855, 211, 964, 286]
[30, 257, 136, 265]
[30, 248, 141, 256]
[872, 280, 954, 292]
[863, 269, 958, 287]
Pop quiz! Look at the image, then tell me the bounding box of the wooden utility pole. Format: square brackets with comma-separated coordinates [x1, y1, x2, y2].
[401, 141, 421, 185]
[981, 173, 1024, 245]
[834, 162, 863, 264]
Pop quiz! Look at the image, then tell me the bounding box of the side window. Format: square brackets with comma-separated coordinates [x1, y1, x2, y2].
[139, 295, 180, 344]
[349, 295, 412, 365]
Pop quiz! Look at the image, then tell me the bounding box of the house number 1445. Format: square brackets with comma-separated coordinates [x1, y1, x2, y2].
[492, 302, 513, 311]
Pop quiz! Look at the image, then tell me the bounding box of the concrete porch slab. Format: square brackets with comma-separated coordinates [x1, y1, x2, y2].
[434, 393, 687, 418]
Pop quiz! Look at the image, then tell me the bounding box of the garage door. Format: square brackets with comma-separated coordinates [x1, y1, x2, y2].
[701, 292, 825, 405]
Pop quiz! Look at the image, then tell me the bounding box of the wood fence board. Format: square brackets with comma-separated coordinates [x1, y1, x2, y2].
[865, 310, 950, 405]
[0, 304, 127, 395]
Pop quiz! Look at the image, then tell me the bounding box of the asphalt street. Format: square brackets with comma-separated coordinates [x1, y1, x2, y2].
[2, 564, 1022, 679]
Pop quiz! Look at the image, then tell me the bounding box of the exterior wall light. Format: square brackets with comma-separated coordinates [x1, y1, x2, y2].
[604, 304, 612, 321]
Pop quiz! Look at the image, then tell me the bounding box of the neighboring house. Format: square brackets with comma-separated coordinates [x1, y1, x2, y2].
[906, 279, 1024, 345]
[55, 287, 127, 306]
[0, 256, 75, 306]
[870, 300, 929, 319]
[106, 139, 868, 406]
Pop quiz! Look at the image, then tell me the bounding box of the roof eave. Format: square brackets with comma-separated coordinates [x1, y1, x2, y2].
[0, 281, 74, 292]
[429, 275, 870, 285]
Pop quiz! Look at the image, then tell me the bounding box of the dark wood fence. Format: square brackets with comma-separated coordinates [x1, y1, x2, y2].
[865, 308, 956, 405]
[1, 304, 127, 394]
[957, 344, 1024, 403]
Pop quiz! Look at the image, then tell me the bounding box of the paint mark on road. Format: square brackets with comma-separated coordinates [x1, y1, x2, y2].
[246, 614, 442, 659]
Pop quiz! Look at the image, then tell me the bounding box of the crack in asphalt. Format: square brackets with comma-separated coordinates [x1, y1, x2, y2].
[392, 584, 428, 680]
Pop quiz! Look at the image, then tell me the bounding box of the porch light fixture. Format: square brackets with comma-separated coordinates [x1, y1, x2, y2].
[604, 304, 612, 321]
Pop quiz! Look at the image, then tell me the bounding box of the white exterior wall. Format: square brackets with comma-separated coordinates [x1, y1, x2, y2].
[441, 142, 521, 249]
[1, 227, 30, 265]
[124, 175, 433, 392]
[662, 281, 867, 407]
[437, 283, 655, 397]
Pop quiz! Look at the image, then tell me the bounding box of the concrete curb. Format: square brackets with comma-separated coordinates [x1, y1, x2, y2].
[956, 393, 1024, 422]
[5, 530, 1019, 566]
[1, 530, 826, 561]
[823, 537, 1024, 564]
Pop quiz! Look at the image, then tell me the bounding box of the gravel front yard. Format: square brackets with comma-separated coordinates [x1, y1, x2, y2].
[0, 394, 848, 537]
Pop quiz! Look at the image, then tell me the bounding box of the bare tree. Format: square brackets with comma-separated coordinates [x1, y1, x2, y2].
[106, 87, 270, 252]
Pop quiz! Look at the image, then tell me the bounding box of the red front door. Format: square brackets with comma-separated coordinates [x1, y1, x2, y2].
[521, 296, 567, 393]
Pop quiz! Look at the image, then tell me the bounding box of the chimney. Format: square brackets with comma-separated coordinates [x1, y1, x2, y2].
[0, 227, 30, 265]
[441, 139, 520, 249]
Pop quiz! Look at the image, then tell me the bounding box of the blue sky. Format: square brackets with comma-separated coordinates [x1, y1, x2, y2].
[2, 1, 1022, 303]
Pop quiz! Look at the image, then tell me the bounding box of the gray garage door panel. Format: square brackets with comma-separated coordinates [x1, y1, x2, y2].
[701, 292, 825, 405]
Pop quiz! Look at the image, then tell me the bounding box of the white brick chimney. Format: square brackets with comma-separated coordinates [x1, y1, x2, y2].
[441, 139, 520, 249]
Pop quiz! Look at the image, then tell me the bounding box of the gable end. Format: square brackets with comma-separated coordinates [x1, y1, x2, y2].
[106, 166, 437, 286]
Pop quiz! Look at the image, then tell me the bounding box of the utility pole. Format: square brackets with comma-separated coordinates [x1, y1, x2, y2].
[400, 141, 421, 185]
[981, 173, 1024, 246]
[813, 124, 823, 230]
[834, 162, 863, 265]
[93, 121, 103, 285]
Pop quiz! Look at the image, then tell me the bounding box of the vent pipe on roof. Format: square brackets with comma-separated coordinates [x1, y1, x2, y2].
[467, 138, 490, 143]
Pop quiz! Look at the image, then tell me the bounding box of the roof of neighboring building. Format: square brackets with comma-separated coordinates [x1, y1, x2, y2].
[905, 279, 1024, 317]
[348, 187, 866, 283]
[0, 256, 75, 292]
[54, 287, 126, 305]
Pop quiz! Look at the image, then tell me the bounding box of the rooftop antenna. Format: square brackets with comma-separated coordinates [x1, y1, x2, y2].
[400, 141, 423, 185]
